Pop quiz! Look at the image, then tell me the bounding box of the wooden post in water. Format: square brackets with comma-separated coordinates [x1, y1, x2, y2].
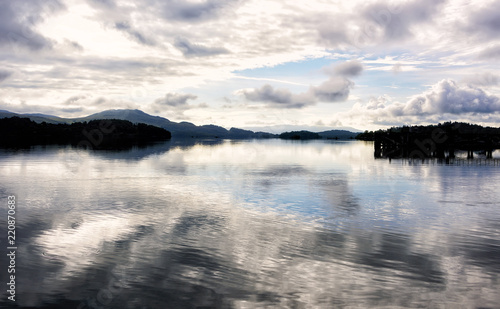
[374, 139, 382, 158]
[467, 150, 474, 159]
[486, 149, 493, 159]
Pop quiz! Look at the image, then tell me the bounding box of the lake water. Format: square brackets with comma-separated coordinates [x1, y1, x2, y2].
[0, 139, 499, 308]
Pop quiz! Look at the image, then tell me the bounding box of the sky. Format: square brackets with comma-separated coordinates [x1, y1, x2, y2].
[0, 0, 500, 131]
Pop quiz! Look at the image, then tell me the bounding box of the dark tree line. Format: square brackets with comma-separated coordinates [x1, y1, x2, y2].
[356, 122, 500, 158]
[279, 131, 321, 140]
[0, 117, 171, 149]
[356, 122, 500, 141]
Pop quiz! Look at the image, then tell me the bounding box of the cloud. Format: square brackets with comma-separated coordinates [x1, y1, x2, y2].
[0, 70, 13, 83]
[343, 80, 500, 126]
[154, 93, 198, 107]
[465, 1, 500, 40]
[60, 107, 85, 113]
[151, 92, 205, 117]
[63, 39, 84, 52]
[399, 80, 500, 115]
[241, 77, 354, 109]
[312, 77, 353, 102]
[314, 120, 325, 126]
[478, 45, 500, 60]
[157, 0, 241, 22]
[0, 0, 65, 51]
[63, 95, 88, 105]
[462, 73, 499, 87]
[174, 37, 229, 57]
[403, 80, 500, 115]
[114, 22, 156, 46]
[316, 0, 445, 48]
[87, 0, 116, 8]
[362, 0, 445, 42]
[240, 60, 360, 108]
[83, 0, 156, 47]
[241, 84, 313, 108]
[392, 63, 402, 74]
[323, 60, 364, 77]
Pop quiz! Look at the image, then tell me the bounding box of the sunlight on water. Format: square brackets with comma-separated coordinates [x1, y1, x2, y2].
[0, 140, 499, 308]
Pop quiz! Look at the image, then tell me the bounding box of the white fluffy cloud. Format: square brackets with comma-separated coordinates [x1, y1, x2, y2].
[403, 80, 500, 115]
[342, 79, 500, 127]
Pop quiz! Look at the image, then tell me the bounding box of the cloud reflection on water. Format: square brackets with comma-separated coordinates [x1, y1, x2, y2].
[0, 140, 499, 308]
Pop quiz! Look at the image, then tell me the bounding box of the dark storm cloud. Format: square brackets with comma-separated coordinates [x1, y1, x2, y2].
[0, 0, 65, 51]
[174, 37, 229, 57]
[155, 93, 198, 107]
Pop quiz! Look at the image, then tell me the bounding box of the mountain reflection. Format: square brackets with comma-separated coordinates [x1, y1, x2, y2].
[1, 140, 499, 308]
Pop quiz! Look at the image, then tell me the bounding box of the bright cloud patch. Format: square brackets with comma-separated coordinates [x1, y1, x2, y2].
[404, 80, 500, 115]
[345, 79, 500, 126]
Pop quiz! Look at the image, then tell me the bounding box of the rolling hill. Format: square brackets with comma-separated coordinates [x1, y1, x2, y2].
[0, 109, 359, 139]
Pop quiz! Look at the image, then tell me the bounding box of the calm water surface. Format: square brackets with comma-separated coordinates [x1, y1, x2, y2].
[0, 139, 499, 308]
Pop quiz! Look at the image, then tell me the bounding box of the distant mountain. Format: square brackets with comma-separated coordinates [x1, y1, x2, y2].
[0, 109, 276, 139]
[242, 124, 362, 134]
[0, 110, 67, 124]
[76, 109, 171, 127]
[0, 109, 359, 139]
[78, 110, 271, 138]
[317, 130, 358, 139]
[0, 110, 15, 119]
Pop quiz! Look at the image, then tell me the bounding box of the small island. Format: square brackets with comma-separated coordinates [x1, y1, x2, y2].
[279, 131, 321, 140]
[0, 117, 171, 149]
